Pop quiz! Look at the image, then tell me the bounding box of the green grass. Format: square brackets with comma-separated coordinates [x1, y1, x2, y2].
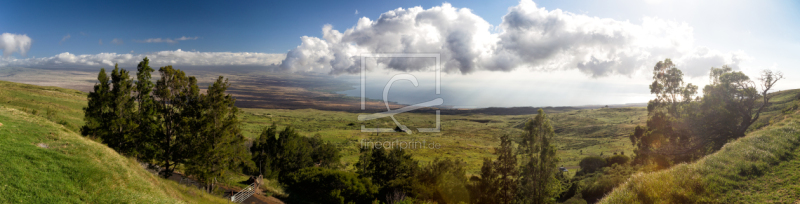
[0, 106, 229, 203]
[0, 80, 87, 132]
[599, 93, 800, 203]
[0, 78, 648, 197]
[238, 107, 646, 174]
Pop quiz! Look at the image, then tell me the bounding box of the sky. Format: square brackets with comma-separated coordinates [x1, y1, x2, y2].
[1, 0, 799, 107]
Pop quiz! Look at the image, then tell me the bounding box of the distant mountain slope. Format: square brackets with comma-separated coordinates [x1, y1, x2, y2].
[0, 83, 228, 203]
[600, 89, 800, 203]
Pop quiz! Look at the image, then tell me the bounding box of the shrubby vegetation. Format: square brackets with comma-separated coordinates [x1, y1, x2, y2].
[250, 124, 341, 180]
[630, 59, 783, 167]
[283, 167, 378, 204]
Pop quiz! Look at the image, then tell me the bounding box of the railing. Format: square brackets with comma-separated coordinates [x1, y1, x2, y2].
[230, 182, 257, 203]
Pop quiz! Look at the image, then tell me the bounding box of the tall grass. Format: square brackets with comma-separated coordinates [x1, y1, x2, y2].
[600, 115, 800, 203]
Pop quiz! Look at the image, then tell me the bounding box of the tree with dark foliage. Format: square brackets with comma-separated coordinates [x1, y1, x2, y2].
[471, 134, 517, 204]
[630, 59, 783, 167]
[517, 109, 562, 204]
[81, 68, 110, 139]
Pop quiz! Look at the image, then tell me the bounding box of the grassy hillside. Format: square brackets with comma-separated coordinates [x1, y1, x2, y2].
[238, 106, 646, 174]
[0, 80, 86, 132]
[599, 90, 800, 203]
[0, 106, 229, 203]
[0, 82, 229, 203]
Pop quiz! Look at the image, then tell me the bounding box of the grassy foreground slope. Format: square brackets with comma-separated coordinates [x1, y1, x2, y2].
[600, 90, 800, 203]
[0, 81, 229, 203]
[0, 106, 229, 203]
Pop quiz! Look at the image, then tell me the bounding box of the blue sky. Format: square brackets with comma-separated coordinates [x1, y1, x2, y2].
[6, 0, 796, 57]
[1, 0, 518, 56]
[1, 0, 799, 107]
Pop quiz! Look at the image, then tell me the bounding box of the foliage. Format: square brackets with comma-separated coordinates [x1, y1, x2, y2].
[630, 59, 784, 168]
[606, 155, 630, 166]
[414, 158, 470, 204]
[577, 156, 607, 176]
[283, 167, 378, 204]
[106, 64, 139, 156]
[81, 68, 110, 139]
[355, 147, 419, 203]
[517, 109, 562, 203]
[250, 123, 341, 183]
[79, 58, 253, 192]
[133, 57, 160, 163]
[577, 164, 637, 203]
[469, 134, 517, 204]
[183, 76, 253, 193]
[153, 65, 195, 178]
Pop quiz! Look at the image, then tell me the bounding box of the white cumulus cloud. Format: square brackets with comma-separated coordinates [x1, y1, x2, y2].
[0, 33, 32, 57]
[279, 0, 747, 77]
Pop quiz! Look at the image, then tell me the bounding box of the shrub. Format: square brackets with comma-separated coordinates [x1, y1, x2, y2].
[578, 156, 607, 175]
[606, 155, 630, 166]
[284, 167, 378, 204]
[579, 165, 636, 203]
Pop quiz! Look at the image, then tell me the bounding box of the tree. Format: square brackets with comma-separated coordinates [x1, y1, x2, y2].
[576, 156, 607, 175]
[631, 59, 784, 166]
[415, 158, 470, 204]
[251, 123, 280, 178]
[308, 133, 342, 168]
[701, 66, 784, 139]
[471, 134, 517, 204]
[284, 167, 378, 204]
[250, 124, 342, 182]
[81, 68, 111, 139]
[275, 126, 315, 180]
[184, 76, 253, 193]
[355, 147, 419, 203]
[649, 59, 698, 115]
[134, 57, 160, 162]
[153, 65, 192, 178]
[517, 109, 561, 204]
[606, 154, 630, 166]
[106, 64, 138, 155]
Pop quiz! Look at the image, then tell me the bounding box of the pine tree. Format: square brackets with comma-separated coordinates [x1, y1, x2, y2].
[154, 65, 191, 178]
[134, 57, 159, 162]
[251, 123, 279, 178]
[106, 64, 138, 155]
[81, 68, 111, 139]
[474, 134, 517, 204]
[517, 109, 561, 204]
[185, 76, 253, 193]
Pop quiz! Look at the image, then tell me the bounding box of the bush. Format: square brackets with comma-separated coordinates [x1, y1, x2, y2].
[412, 158, 470, 204]
[284, 167, 378, 204]
[579, 165, 636, 203]
[578, 156, 607, 175]
[563, 197, 588, 204]
[606, 155, 630, 166]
